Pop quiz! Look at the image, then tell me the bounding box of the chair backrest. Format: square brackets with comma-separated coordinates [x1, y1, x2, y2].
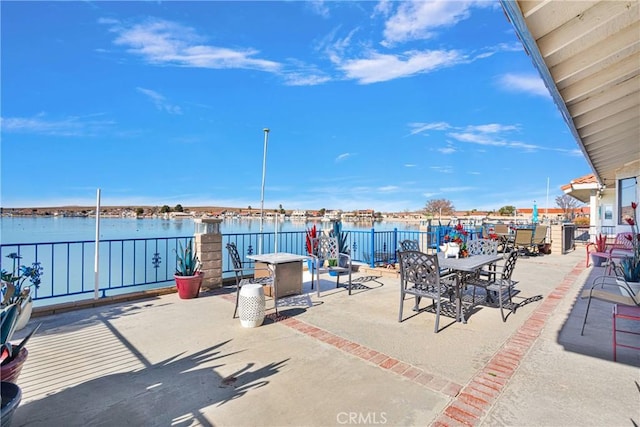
[397, 251, 441, 288]
[514, 229, 533, 245]
[612, 232, 634, 251]
[400, 239, 420, 251]
[313, 235, 340, 260]
[494, 224, 509, 234]
[226, 242, 243, 270]
[467, 238, 499, 256]
[532, 225, 548, 245]
[501, 250, 518, 281]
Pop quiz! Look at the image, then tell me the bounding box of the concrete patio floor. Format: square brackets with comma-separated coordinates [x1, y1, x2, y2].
[8, 248, 640, 426]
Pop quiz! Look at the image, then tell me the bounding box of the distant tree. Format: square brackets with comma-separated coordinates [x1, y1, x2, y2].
[424, 199, 455, 216]
[174, 204, 183, 213]
[498, 205, 516, 216]
[135, 207, 144, 216]
[160, 205, 171, 213]
[319, 208, 326, 216]
[279, 204, 285, 214]
[556, 194, 580, 220]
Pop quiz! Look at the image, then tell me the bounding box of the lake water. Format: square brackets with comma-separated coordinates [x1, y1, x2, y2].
[0, 216, 423, 244]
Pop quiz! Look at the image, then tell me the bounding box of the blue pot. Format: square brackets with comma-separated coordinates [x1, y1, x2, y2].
[307, 258, 324, 274]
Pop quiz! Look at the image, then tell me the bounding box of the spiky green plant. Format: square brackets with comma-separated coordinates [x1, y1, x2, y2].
[330, 221, 350, 255]
[175, 240, 201, 276]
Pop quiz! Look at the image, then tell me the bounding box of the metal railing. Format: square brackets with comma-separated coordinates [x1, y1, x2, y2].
[1, 225, 476, 305]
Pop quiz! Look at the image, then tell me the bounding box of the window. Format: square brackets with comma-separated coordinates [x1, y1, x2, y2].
[618, 177, 638, 225]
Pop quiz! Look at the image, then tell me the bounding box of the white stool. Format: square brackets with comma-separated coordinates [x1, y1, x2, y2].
[238, 283, 266, 328]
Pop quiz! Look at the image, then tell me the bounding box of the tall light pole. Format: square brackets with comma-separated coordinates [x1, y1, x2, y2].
[259, 128, 270, 254]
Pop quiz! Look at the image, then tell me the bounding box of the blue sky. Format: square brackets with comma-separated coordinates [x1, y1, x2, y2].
[1, 1, 590, 212]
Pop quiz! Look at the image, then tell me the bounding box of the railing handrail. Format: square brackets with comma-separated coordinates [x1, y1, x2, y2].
[1, 226, 473, 305]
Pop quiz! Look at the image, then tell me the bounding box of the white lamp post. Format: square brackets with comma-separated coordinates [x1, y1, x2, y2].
[259, 128, 270, 254]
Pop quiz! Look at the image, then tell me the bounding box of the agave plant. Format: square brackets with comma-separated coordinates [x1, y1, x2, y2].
[593, 233, 607, 252]
[0, 302, 39, 366]
[175, 240, 201, 276]
[330, 221, 350, 255]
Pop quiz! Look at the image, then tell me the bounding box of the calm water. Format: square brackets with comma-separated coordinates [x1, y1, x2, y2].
[0, 216, 422, 244]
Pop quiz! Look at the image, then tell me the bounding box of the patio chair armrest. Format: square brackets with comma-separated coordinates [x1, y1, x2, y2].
[584, 276, 636, 297]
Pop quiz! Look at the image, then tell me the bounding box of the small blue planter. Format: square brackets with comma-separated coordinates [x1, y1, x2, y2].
[307, 258, 324, 274]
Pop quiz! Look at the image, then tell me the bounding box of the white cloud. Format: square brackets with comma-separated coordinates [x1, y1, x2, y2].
[284, 74, 331, 86]
[339, 49, 463, 84]
[307, 0, 330, 18]
[0, 114, 113, 137]
[104, 18, 281, 72]
[136, 87, 182, 114]
[430, 165, 453, 174]
[408, 121, 451, 135]
[466, 123, 518, 133]
[448, 132, 507, 146]
[437, 147, 456, 154]
[404, 164, 417, 168]
[498, 73, 550, 97]
[378, 185, 400, 192]
[336, 153, 351, 162]
[382, 0, 476, 45]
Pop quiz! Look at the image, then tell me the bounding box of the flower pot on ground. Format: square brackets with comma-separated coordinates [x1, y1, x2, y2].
[174, 272, 204, 299]
[174, 239, 203, 299]
[305, 225, 325, 273]
[591, 253, 605, 267]
[0, 347, 28, 384]
[1, 381, 22, 427]
[1, 303, 39, 384]
[307, 258, 324, 274]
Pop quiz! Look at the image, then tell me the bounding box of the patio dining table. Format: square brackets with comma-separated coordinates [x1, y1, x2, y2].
[437, 252, 503, 323]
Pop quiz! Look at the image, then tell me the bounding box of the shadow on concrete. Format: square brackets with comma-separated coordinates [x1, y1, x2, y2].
[14, 338, 289, 426]
[557, 267, 640, 368]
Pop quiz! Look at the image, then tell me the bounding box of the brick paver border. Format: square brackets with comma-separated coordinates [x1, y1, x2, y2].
[434, 260, 586, 426]
[219, 290, 464, 396]
[217, 260, 586, 426]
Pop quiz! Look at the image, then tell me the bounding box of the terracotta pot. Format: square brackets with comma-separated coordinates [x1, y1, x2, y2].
[1, 347, 29, 384]
[174, 272, 203, 299]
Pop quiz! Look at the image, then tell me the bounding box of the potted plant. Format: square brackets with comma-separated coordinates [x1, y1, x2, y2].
[1, 302, 40, 384]
[328, 221, 350, 275]
[1, 253, 43, 330]
[174, 239, 203, 299]
[305, 225, 323, 273]
[588, 234, 608, 267]
[619, 202, 640, 284]
[441, 224, 469, 258]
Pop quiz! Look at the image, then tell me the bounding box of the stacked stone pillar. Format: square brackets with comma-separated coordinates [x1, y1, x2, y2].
[194, 219, 223, 289]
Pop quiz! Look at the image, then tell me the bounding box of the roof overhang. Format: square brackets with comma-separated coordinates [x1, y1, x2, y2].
[500, 1, 640, 188]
